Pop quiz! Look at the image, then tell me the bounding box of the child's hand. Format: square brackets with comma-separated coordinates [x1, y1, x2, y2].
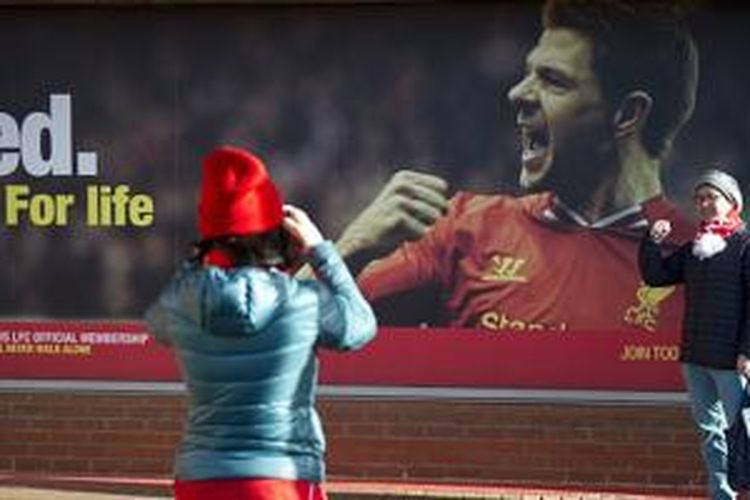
[282, 204, 324, 252]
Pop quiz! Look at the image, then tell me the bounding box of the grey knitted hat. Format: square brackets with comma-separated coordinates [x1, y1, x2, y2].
[694, 169, 743, 212]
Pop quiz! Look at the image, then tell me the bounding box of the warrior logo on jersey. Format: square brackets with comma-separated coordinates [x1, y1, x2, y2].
[481, 254, 528, 283]
[624, 282, 676, 332]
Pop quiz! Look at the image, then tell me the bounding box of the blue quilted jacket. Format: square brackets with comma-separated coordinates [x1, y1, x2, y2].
[145, 241, 377, 482]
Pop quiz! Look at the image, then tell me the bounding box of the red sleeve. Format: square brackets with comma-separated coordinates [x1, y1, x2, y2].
[355, 193, 471, 302]
[356, 245, 433, 302]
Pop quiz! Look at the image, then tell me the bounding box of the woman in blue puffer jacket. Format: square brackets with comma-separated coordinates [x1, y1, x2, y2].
[145, 146, 377, 500]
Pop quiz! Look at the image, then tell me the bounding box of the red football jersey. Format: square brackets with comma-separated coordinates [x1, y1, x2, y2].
[357, 191, 694, 333]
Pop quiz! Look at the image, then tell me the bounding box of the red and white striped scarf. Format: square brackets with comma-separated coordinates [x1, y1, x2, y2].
[692, 209, 744, 259]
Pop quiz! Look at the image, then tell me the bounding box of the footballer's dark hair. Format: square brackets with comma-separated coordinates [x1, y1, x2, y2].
[543, 0, 699, 158]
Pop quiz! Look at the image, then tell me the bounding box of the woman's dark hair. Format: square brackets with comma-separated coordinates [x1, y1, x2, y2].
[192, 226, 302, 270]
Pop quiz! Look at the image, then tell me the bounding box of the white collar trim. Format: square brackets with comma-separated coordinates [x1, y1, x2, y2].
[547, 198, 645, 229]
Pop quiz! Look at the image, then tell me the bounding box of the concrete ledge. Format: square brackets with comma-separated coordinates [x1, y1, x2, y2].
[0, 474, 704, 499]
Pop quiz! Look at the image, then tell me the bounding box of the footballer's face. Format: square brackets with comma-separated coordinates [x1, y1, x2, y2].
[508, 28, 612, 194]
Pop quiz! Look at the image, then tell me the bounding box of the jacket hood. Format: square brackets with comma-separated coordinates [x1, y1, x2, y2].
[200, 266, 286, 337]
[146, 263, 288, 340]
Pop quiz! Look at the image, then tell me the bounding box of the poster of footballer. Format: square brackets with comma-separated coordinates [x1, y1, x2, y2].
[0, 2, 747, 396]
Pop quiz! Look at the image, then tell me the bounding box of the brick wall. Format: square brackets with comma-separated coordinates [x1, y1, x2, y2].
[0, 392, 706, 495]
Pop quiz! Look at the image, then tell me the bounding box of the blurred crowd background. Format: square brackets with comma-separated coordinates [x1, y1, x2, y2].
[0, 2, 747, 319]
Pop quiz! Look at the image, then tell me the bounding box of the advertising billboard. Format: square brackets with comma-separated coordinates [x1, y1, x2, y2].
[0, 2, 746, 397]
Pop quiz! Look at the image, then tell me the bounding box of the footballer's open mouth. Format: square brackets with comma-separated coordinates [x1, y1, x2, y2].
[520, 123, 550, 174]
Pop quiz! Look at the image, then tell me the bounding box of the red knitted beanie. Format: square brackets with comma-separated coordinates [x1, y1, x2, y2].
[198, 146, 284, 239]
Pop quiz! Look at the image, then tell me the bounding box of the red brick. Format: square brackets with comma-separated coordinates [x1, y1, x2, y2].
[118, 459, 172, 475]
[14, 457, 52, 472]
[0, 429, 50, 443]
[50, 458, 92, 474]
[650, 471, 705, 486]
[0, 443, 28, 457]
[487, 466, 563, 483]
[145, 419, 181, 431]
[101, 419, 146, 430]
[607, 470, 651, 483]
[345, 423, 384, 437]
[88, 459, 132, 474]
[42, 430, 92, 443]
[0, 392, 707, 492]
[566, 469, 608, 484]
[26, 444, 70, 458]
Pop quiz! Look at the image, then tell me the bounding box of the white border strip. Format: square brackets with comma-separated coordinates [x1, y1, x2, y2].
[0, 380, 186, 393]
[0, 379, 688, 405]
[320, 385, 688, 405]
